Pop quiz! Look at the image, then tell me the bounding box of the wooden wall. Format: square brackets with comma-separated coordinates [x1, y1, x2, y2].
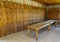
[0, 1, 45, 37]
[47, 8, 59, 20]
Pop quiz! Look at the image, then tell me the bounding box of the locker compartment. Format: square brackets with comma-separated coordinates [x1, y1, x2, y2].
[0, 7, 6, 21]
[6, 8, 15, 21]
[1, 7, 6, 21]
[17, 21, 24, 31]
[0, 1, 45, 37]
[17, 8, 24, 21]
[13, 8, 17, 21]
[0, 21, 6, 37]
[5, 21, 17, 35]
[23, 20, 29, 30]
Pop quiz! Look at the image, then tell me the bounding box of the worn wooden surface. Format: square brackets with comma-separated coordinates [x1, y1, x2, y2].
[27, 20, 55, 40]
[47, 8, 59, 20]
[0, 1, 45, 37]
[47, 8, 60, 25]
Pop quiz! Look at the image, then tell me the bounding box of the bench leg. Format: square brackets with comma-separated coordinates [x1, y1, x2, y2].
[36, 30, 38, 41]
[28, 28, 30, 36]
[48, 25, 51, 31]
[55, 21, 58, 27]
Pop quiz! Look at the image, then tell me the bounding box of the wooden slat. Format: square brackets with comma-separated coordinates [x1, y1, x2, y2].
[0, 1, 45, 37]
[47, 8, 59, 20]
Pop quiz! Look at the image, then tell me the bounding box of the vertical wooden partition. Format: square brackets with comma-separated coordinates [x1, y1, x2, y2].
[5, 1, 12, 35]
[0, 1, 5, 37]
[0, 1, 45, 37]
[47, 8, 59, 20]
[17, 3, 23, 31]
[8, 2, 17, 34]
[23, 4, 30, 30]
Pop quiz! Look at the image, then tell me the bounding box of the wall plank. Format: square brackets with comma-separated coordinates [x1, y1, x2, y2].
[0, 1, 45, 37]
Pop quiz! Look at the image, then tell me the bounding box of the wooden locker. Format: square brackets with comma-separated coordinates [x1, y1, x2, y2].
[8, 21, 17, 33]
[0, 7, 6, 37]
[58, 9, 60, 22]
[39, 8, 45, 21]
[0, 1, 7, 36]
[17, 3, 24, 31]
[0, 22, 6, 37]
[0, 1, 45, 37]
[5, 22, 17, 35]
[17, 3, 21, 21]
[12, 2, 17, 21]
[23, 5, 29, 30]
[47, 8, 59, 20]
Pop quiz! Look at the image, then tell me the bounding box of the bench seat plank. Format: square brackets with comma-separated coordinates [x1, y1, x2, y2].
[27, 20, 55, 30]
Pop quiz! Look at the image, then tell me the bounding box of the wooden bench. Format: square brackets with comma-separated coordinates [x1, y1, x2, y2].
[27, 20, 56, 40]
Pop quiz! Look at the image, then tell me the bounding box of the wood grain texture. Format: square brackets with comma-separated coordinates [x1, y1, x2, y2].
[47, 8, 59, 20]
[27, 20, 55, 40]
[47, 8, 60, 25]
[0, 1, 45, 37]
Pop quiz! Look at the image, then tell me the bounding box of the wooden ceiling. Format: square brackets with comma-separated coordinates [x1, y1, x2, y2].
[32, 0, 60, 5]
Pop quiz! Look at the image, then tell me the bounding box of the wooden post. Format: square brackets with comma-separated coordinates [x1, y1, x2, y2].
[28, 28, 30, 36]
[48, 25, 51, 31]
[55, 20, 58, 27]
[36, 29, 38, 40]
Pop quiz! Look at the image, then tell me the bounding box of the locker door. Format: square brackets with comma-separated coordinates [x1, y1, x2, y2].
[5, 22, 17, 35]
[17, 4, 24, 31]
[0, 1, 7, 36]
[13, 8, 17, 32]
[23, 5, 29, 30]
[28, 6, 33, 24]
[0, 22, 6, 37]
[0, 7, 6, 37]
[47, 8, 59, 20]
